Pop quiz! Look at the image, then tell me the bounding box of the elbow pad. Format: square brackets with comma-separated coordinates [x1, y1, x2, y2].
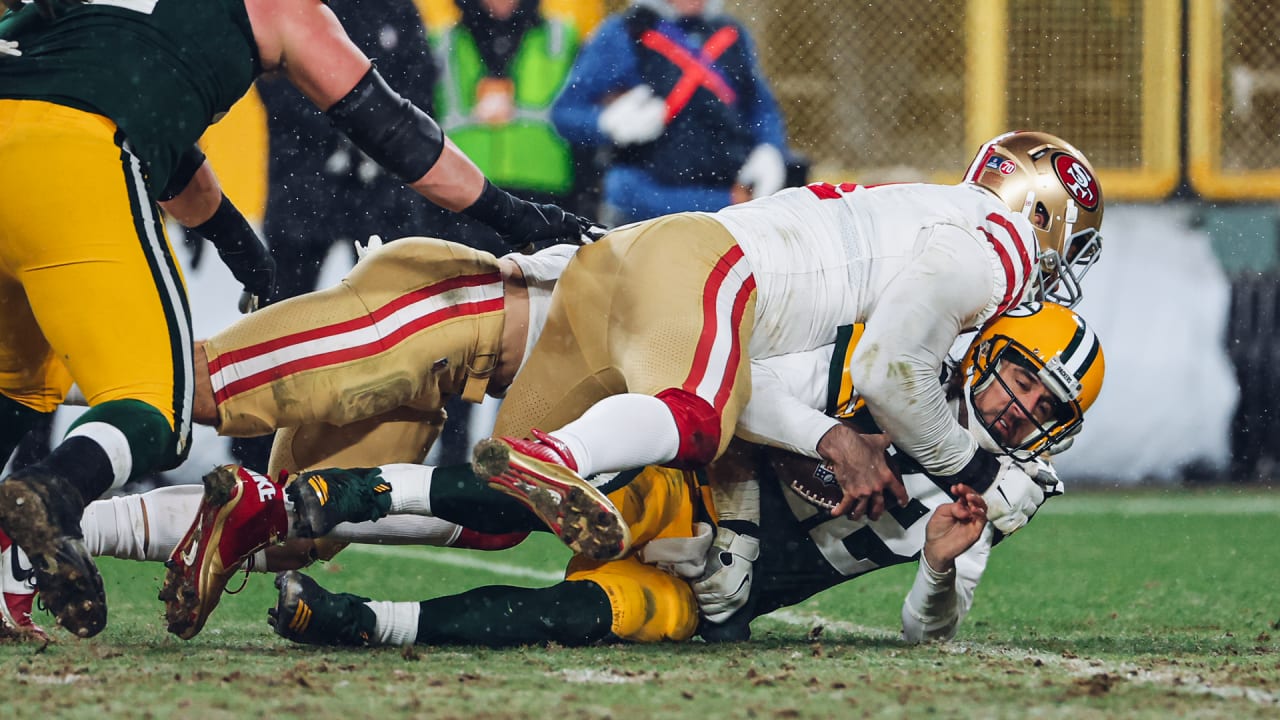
[326, 67, 444, 183]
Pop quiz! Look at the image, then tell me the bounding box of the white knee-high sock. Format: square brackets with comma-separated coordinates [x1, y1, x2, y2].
[382, 464, 436, 515]
[365, 600, 420, 646]
[81, 485, 204, 562]
[326, 515, 462, 546]
[551, 393, 681, 477]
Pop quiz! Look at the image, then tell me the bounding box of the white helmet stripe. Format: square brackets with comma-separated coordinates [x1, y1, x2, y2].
[1059, 322, 1100, 380]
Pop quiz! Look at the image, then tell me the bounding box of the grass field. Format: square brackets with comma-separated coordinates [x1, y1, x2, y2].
[3, 486, 1279, 719]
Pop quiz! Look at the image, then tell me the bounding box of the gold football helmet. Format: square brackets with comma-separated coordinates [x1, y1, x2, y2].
[961, 302, 1105, 458]
[964, 131, 1104, 308]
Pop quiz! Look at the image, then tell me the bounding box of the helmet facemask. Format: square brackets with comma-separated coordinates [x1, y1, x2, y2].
[966, 337, 1085, 460]
[1027, 194, 1104, 308]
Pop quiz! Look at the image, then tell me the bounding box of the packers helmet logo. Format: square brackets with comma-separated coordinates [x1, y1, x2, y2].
[1052, 152, 1100, 211]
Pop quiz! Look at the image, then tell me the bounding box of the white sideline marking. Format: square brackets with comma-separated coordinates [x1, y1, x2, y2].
[762, 611, 1278, 707]
[344, 544, 563, 583]
[345, 546, 1278, 707]
[557, 668, 647, 684]
[1041, 494, 1280, 516]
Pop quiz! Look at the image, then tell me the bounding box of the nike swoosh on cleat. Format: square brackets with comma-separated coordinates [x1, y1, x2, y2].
[10, 549, 35, 585]
[179, 517, 204, 568]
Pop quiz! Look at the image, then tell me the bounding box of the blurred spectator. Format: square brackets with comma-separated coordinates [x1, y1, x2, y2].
[551, 0, 790, 224]
[432, 0, 581, 252]
[423, 0, 583, 463]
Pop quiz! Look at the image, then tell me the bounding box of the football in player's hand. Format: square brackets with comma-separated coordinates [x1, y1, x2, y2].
[768, 441, 902, 514]
[768, 448, 843, 512]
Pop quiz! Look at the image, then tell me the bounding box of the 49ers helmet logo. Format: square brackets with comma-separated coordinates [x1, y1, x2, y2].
[1052, 152, 1100, 211]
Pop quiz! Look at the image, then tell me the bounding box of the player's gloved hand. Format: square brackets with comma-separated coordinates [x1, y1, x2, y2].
[354, 234, 385, 262]
[692, 526, 760, 624]
[598, 84, 667, 146]
[636, 522, 714, 579]
[980, 456, 1045, 535]
[184, 194, 276, 313]
[736, 144, 787, 199]
[217, 241, 276, 312]
[463, 179, 600, 249]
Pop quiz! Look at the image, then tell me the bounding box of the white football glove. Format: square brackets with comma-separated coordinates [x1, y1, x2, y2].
[736, 143, 786, 199]
[981, 456, 1046, 535]
[692, 526, 760, 624]
[636, 522, 714, 579]
[354, 234, 385, 262]
[598, 85, 667, 146]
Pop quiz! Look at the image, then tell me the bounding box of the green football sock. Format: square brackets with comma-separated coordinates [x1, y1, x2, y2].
[427, 462, 547, 533]
[415, 580, 613, 647]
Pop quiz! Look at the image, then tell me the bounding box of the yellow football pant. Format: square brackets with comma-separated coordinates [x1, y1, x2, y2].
[566, 466, 711, 643]
[0, 100, 193, 469]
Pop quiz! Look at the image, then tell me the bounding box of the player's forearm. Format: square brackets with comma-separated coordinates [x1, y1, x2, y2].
[158, 158, 223, 226]
[901, 555, 961, 643]
[902, 538, 987, 643]
[852, 229, 993, 475]
[405, 138, 487, 212]
[736, 353, 837, 458]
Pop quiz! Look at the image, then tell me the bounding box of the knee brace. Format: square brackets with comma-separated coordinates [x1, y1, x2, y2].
[655, 388, 721, 468]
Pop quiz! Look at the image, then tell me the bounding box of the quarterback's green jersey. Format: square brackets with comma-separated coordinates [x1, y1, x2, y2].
[0, 0, 258, 196]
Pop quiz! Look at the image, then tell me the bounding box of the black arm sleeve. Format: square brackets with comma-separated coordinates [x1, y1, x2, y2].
[462, 179, 590, 248]
[893, 446, 1001, 495]
[188, 195, 276, 301]
[325, 66, 445, 183]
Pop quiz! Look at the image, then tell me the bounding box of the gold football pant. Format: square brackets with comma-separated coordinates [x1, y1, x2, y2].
[493, 213, 756, 464]
[566, 466, 711, 643]
[0, 99, 192, 475]
[202, 237, 504, 475]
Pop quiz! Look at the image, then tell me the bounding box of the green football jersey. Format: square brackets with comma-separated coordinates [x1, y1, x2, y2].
[0, 0, 259, 197]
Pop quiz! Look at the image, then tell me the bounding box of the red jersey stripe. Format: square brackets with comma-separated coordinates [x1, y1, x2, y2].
[212, 297, 503, 404]
[208, 271, 500, 377]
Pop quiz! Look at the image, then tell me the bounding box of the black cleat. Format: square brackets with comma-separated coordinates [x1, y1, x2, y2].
[268, 570, 375, 646]
[286, 467, 392, 539]
[0, 469, 106, 638]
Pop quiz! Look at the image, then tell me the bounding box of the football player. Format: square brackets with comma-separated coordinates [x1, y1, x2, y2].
[176, 234, 584, 640]
[260, 301, 1104, 647]
[0, 0, 595, 638]
[0, 231, 576, 640]
[471, 131, 1105, 560]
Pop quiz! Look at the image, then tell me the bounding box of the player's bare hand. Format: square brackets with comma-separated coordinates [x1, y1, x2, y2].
[816, 424, 908, 520]
[922, 484, 988, 571]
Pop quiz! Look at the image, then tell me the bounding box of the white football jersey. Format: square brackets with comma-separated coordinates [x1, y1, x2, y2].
[711, 182, 1038, 359]
[716, 182, 1038, 473]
